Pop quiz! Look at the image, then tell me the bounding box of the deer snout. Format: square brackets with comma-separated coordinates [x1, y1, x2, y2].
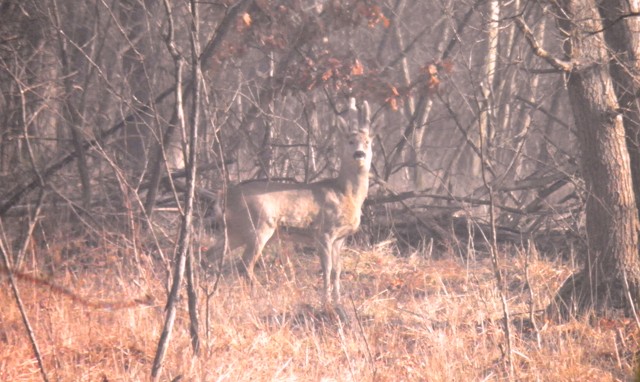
[353, 150, 366, 160]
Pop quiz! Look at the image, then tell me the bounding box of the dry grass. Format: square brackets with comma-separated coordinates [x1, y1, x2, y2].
[1, 235, 639, 381]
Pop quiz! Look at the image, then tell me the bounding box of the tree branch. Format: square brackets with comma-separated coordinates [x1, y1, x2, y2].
[588, 11, 640, 35]
[515, 16, 574, 72]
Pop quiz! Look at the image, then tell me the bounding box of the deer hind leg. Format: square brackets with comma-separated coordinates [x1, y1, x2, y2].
[239, 224, 275, 282]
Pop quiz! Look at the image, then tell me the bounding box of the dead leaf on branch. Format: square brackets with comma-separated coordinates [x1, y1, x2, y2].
[242, 12, 252, 26]
[387, 97, 398, 111]
[351, 59, 364, 76]
[421, 63, 439, 89]
[322, 69, 333, 82]
[370, 6, 390, 28]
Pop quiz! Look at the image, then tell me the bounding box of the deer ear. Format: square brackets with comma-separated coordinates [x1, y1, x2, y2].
[358, 101, 371, 135]
[336, 115, 348, 135]
[338, 98, 371, 135]
[336, 97, 359, 135]
[348, 97, 359, 134]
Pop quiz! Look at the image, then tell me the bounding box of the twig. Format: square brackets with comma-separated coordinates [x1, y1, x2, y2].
[15, 190, 45, 268]
[515, 95, 571, 129]
[186, 0, 204, 358]
[0, 267, 152, 309]
[152, 0, 202, 378]
[477, 90, 514, 378]
[0, 236, 49, 382]
[349, 295, 377, 379]
[621, 268, 640, 330]
[186, 249, 200, 355]
[524, 242, 542, 349]
[202, 273, 222, 346]
[514, 16, 573, 72]
[366, 189, 524, 215]
[587, 11, 640, 35]
[371, 177, 452, 241]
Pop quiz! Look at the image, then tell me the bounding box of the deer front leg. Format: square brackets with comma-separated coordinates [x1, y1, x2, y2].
[318, 235, 333, 305]
[330, 238, 345, 304]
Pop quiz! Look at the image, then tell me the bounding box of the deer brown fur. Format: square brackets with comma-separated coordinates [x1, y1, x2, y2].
[218, 100, 372, 305]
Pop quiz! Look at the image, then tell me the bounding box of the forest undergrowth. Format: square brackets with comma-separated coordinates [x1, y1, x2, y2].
[1, 227, 639, 381]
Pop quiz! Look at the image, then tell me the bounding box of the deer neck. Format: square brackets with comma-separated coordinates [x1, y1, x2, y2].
[336, 166, 369, 204]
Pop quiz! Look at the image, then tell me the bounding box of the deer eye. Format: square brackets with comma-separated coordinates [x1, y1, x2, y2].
[349, 140, 355, 145]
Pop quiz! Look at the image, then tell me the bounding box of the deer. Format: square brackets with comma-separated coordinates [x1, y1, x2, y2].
[216, 99, 372, 309]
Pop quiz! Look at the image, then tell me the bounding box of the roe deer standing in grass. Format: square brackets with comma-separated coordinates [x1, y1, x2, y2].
[218, 99, 372, 307]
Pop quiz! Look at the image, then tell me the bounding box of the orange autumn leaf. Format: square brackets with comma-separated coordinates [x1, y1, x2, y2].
[367, 5, 390, 28]
[427, 76, 440, 89]
[382, 14, 391, 28]
[242, 12, 252, 26]
[424, 63, 440, 89]
[387, 97, 398, 111]
[351, 59, 364, 76]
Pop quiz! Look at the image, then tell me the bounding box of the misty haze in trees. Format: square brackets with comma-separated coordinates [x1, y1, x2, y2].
[1, 0, 639, 323]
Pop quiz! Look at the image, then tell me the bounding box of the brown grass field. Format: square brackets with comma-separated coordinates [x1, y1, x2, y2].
[1, 232, 639, 381]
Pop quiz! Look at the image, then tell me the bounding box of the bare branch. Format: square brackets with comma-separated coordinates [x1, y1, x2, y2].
[0, 235, 49, 382]
[515, 16, 574, 72]
[588, 11, 640, 35]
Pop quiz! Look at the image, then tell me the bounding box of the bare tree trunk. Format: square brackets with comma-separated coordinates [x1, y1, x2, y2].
[551, 0, 640, 318]
[493, 5, 548, 218]
[151, 0, 202, 378]
[117, 0, 155, 181]
[186, 242, 200, 355]
[144, 113, 179, 216]
[395, 4, 437, 189]
[257, 121, 274, 179]
[50, 0, 92, 207]
[597, 1, 640, 216]
[390, 0, 416, 183]
[474, 0, 499, 179]
[303, 96, 318, 182]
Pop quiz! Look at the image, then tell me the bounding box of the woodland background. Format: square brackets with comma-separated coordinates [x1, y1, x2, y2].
[1, 0, 639, 380]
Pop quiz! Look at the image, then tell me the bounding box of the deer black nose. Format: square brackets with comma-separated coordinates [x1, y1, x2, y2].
[353, 151, 366, 160]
